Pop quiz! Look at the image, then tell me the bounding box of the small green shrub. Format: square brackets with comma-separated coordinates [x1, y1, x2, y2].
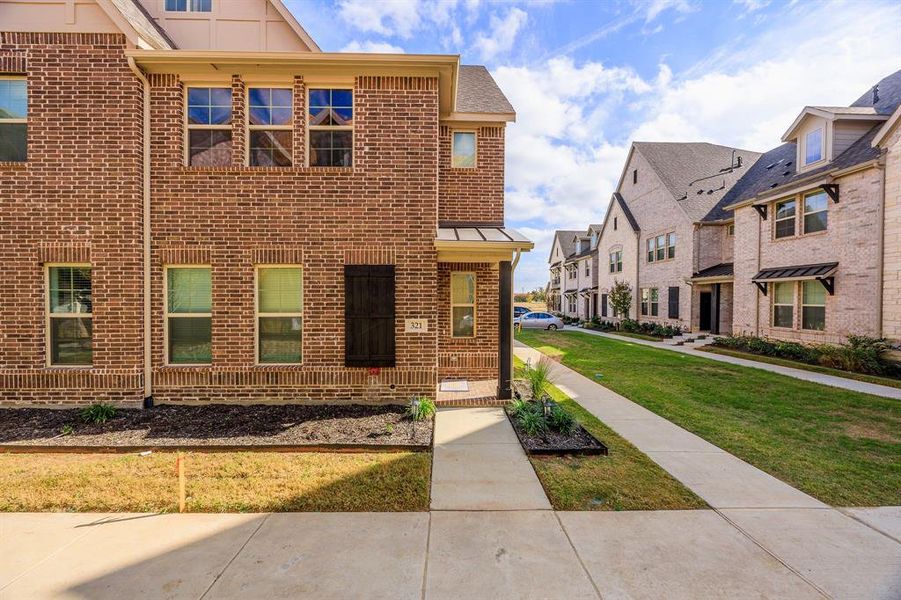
[61, 424, 74, 436]
[516, 407, 548, 436]
[547, 404, 576, 434]
[517, 357, 554, 401]
[79, 403, 116, 424]
[508, 397, 532, 418]
[407, 396, 436, 421]
[620, 318, 641, 333]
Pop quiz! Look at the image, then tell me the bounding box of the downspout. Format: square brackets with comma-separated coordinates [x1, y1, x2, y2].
[128, 57, 152, 408]
[876, 158, 886, 337]
[754, 207, 761, 337]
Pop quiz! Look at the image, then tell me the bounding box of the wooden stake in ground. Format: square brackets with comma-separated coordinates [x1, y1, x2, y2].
[176, 452, 186, 513]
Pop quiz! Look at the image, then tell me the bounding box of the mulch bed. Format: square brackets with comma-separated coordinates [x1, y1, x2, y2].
[506, 409, 608, 456]
[0, 404, 432, 449]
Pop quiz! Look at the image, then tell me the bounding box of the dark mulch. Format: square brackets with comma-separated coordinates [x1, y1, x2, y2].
[506, 410, 608, 455]
[0, 404, 432, 447]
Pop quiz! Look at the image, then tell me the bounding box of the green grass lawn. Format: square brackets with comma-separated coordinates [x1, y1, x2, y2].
[0, 451, 431, 512]
[516, 329, 901, 507]
[514, 358, 705, 511]
[699, 345, 901, 390]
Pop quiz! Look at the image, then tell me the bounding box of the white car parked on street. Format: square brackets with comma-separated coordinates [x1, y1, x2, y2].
[514, 312, 564, 330]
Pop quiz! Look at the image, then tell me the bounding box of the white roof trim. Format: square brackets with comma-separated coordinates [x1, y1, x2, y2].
[268, 0, 322, 52]
[873, 105, 901, 147]
[781, 106, 887, 142]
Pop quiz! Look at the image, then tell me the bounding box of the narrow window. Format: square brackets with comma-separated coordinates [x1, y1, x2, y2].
[614, 217, 618, 231]
[601, 294, 608, 317]
[609, 252, 616, 273]
[632, 169, 637, 184]
[650, 288, 659, 316]
[452, 131, 476, 168]
[805, 128, 823, 164]
[646, 238, 655, 263]
[584, 261, 590, 276]
[187, 87, 232, 166]
[345, 265, 395, 367]
[668, 286, 680, 319]
[803, 190, 828, 234]
[308, 88, 353, 167]
[727, 224, 735, 236]
[257, 267, 302, 363]
[248, 87, 293, 167]
[166, 0, 211, 12]
[772, 281, 794, 328]
[656, 235, 666, 261]
[166, 267, 212, 364]
[616, 251, 622, 272]
[47, 266, 92, 365]
[0, 77, 27, 162]
[666, 232, 676, 259]
[641, 288, 649, 316]
[774, 199, 796, 239]
[451, 272, 476, 337]
[801, 280, 826, 330]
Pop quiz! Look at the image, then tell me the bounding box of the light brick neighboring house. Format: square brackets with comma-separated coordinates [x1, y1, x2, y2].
[594, 194, 640, 320]
[609, 142, 760, 332]
[547, 230, 578, 316]
[715, 69, 901, 345]
[0, 0, 532, 407]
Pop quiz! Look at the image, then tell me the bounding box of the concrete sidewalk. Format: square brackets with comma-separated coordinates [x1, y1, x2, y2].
[515, 342, 901, 599]
[573, 328, 901, 400]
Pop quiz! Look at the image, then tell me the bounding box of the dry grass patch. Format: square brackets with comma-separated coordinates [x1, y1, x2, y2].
[0, 451, 431, 513]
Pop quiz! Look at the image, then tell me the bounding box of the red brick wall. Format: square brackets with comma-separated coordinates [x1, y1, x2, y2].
[438, 125, 505, 225]
[437, 262, 499, 379]
[0, 33, 144, 406]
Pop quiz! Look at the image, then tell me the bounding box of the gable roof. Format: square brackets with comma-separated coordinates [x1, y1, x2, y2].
[105, 0, 176, 49]
[548, 230, 581, 263]
[611, 192, 640, 232]
[266, 0, 322, 51]
[631, 142, 761, 222]
[455, 65, 515, 118]
[710, 69, 901, 215]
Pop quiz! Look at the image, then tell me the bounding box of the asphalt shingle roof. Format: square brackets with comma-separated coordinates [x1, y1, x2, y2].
[111, 0, 177, 49]
[693, 262, 734, 279]
[633, 142, 761, 222]
[612, 192, 641, 232]
[552, 230, 581, 262]
[456, 65, 515, 115]
[705, 69, 901, 220]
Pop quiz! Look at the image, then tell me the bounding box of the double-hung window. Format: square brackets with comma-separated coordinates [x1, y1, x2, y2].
[0, 77, 27, 162]
[801, 280, 826, 330]
[640, 288, 649, 316]
[47, 266, 92, 366]
[774, 199, 796, 239]
[666, 233, 676, 259]
[609, 251, 622, 273]
[451, 273, 476, 337]
[772, 281, 794, 328]
[804, 128, 823, 165]
[452, 131, 476, 168]
[308, 88, 353, 167]
[166, 0, 211, 12]
[584, 261, 590, 276]
[647, 233, 673, 263]
[248, 87, 293, 167]
[649, 288, 659, 316]
[655, 235, 666, 261]
[187, 87, 232, 166]
[166, 267, 212, 364]
[802, 190, 828, 234]
[257, 266, 303, 363]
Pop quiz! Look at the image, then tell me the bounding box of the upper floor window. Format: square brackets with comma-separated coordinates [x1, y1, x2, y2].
[646, 232, 675, 263]
[0, 77, 27, 162]
[666, 232, 676, 259]
[609, 250, 622, 273]
[248, 87, 293, 167]
[584, 261, 590, 276]
[727, 224, 735, 236]
[47, 266, 92, 366]
[187, 87, 232, 167]
[452, 131, 476, 168]
[774, 199, 796, 239]
[803, 190, 828, 234]
[614, 217, 618, 231]
[166, 0, 211, 12]
[632, 169, 638, 184]
[308, 88, 352, 167]
[804, 128, 823, 165]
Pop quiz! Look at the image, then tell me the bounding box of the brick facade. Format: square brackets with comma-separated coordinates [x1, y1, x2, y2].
[882, 123, 901, 343]
[0, 33, 511, 406]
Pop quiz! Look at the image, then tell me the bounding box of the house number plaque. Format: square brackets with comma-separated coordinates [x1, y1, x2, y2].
[405, 319, 428, 333]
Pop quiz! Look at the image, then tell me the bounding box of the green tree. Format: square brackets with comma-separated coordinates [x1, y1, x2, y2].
[609, 280, 632, 318]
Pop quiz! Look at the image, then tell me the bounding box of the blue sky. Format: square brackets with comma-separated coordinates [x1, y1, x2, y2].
[287, 0, 901, 291]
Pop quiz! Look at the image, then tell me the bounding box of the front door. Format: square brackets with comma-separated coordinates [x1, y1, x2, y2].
[699, 292, 712, 331]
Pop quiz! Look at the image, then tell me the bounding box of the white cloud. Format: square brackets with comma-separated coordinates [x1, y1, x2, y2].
[473, 7, 528, 61]
[337, 0, 422, 38]
[733, 0, 771, 12]
[642, 0, 695, 21]
[341, 40, 406, 53]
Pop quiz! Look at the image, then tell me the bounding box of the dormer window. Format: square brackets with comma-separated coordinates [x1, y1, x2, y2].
[804, 128, 823, 165]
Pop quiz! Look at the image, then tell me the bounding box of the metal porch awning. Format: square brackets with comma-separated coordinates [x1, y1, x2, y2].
[436, 226, 534, 262]
[690, 262, 733, 283]
[751, 262, 838, 295]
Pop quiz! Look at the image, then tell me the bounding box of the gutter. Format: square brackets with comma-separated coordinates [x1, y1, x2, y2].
[877, 157, 886, 337]
[127, 57, 152, 408]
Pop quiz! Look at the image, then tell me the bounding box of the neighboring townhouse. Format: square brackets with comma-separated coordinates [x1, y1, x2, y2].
[0, 0, 531, 407]
[716, 69, 901, 344]
[547, 230, 578, 315]
[607, 142, 760, 332]
[595, 193, 641, 320]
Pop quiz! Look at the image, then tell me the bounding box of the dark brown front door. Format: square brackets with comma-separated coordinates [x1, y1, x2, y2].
[699, 292, 712, 331]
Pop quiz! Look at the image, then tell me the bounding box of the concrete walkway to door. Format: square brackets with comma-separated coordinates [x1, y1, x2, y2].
[515, 342, 901, 599]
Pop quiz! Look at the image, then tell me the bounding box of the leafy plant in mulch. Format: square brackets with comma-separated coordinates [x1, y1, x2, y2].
[79, 403, 117, 424]
[407, 396, 436, 421]
[517, 356, 553, 401]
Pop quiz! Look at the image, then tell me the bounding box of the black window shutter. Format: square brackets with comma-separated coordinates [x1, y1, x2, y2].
[345, 265, 396, 367]
[601, 294, 608, 317]
[668, 286, 680, 319]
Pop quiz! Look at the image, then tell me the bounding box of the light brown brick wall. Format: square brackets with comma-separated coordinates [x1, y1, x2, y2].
[882, 125, 901, 343]
[438, 124, 505, 225]
[732, 167, 883, 344]
[0, 33, 145, 406]
[595, 200, 638, 319]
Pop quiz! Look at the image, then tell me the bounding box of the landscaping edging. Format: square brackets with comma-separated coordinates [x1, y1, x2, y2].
[506, 409, 608, 456]
[0, 443, 431, 454]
